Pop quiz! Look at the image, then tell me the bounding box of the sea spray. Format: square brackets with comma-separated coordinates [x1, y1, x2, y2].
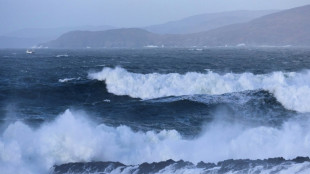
[1, 109, 310, 173]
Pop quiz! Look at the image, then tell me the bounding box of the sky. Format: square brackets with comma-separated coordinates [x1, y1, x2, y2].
[0, 0, 309, 34]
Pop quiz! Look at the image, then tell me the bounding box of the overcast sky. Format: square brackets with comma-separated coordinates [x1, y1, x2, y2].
[0, 0, 309, 34]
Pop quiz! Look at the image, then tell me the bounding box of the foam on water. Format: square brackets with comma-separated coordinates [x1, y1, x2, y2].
[1, 109, 310, 174]
[55, 54, 69, 58]
[52, 159, 310, 174]
[58, 77, 80, 83]
[89, 67, 310, 113]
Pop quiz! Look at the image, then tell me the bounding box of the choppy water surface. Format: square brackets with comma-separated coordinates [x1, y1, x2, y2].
[1, 48, 310, 174]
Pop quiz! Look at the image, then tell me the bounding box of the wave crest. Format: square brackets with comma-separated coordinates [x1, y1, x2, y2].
[1, 109, 310, 173]
[89, 67, 310, 113]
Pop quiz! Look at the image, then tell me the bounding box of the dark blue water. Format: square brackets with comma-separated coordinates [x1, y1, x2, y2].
[1, 48, 310, 174]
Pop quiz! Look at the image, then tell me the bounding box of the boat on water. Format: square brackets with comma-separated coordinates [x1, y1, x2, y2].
[26, 50, 35, 54]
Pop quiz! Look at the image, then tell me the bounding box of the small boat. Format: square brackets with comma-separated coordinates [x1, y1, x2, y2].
[26, 50, 35, 54]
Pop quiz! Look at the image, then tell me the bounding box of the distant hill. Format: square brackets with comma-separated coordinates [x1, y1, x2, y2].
[42, 5, 310, 48]
[186, 4, 310, 46]
[43, 28, 163, 48]
[0, 25, 115, 48]
[145, 10, 277, 34]
[3, 25, 115, 40]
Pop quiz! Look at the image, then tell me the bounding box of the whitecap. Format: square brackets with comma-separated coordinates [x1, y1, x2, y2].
[56, 54, 69, 58]
[1, 109, 310, 173]
[89, 67, 310, 113]
[58, 77, 80, 83]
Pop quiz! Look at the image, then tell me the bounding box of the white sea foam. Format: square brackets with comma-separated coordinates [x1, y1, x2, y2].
[103, 99, 111, 102]
[58, 77, 80, 83]
[74, 162, 310, 174]
[55, 54, 69, 58]
[155, 162, 310, 174]
[1, 109, 310, 174]
[88, 67, 310, 113]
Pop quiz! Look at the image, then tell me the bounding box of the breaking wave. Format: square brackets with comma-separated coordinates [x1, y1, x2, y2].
[1, 109, 310, 174]
[89, 67, 310, 113]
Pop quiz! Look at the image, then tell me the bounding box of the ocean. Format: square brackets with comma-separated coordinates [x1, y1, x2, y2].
[1, 48, 310, 174]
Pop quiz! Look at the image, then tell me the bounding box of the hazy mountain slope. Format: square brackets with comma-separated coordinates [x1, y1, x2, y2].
[188, 4, 310, 46]
[44, 28, 163, 48]
[0, 25, 115, 48]
[3, 25, 115, 40]
[145, 10, 277, 34]
[42, 5, 310, 48]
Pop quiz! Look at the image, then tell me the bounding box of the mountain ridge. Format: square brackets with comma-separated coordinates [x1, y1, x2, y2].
[186, 4, 310, 46]
[145, 10, 277, 34]
[39, 4, 310, 48]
